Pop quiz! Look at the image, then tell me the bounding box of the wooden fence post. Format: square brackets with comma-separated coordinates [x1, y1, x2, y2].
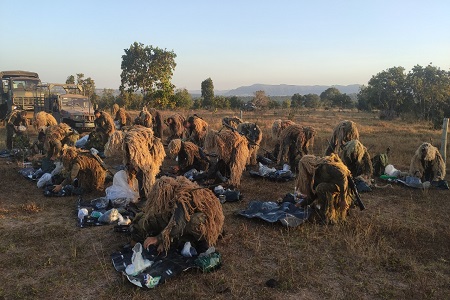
[441, 118, 449, 164]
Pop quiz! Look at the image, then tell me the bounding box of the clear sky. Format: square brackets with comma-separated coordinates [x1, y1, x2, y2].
[1, 0, 449, 91]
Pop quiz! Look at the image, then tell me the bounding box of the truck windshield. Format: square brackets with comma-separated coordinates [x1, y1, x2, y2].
[61, 97, 90, 109]
[12, 79, 40, 91]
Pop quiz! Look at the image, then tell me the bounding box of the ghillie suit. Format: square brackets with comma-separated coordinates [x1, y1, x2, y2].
[372, 147, 390, 177]
[237, 122, 263, 165]
[135, 109, 153, 128]
[5, 110, 28, 150]
[44, 123, 79, 160]
[185, 115, 209, 147]
[112, 104, 132, 129]
[60, 146, 106, 193]
[107, 126, 165, 199]
[164, 113, 186, 143]
[271, 119, 296, 161]
[104, 130, 126, 158]
[296, 154, 354, 224]
[204, 129, 249, 187]
[339, 139, 373, 179]
[277, 124, 316, 171]
[147, 107, 163, 140]
[222, 116, 243, 129]
[167, 139, 210, 174]
[91, 111, 115, 151]
[33, 111, 57, 132]
[325, 120, 359, 155]
[131, 176, 224, 252]
[409, 142, 446, 182]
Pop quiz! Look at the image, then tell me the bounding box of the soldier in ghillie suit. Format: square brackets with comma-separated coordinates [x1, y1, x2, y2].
[271, 119, 296, 159]
[372, 147, 390, 177]
[5, 110, 28, 150]
[339, 139, 373, 179]
[130, 176, 224, 253]
[203, 129, 249, 187]
[167, 139, 210, 175]
[277, 124, 316, 171]
[147, 107, 163, 140]
[237, 122, 263, 166]
[325, 120, 359, 155]
[112, 104, 132, 129]
[222, 116, 243, 129]
[409, 142, 446, 182]
[105, 126, 166, 198]
[87, 110, 115, 151]
[184, 115, 209, 147]
[52, 146, 107, 194]
[164, 113, 186, 143]
[44, 123, 79, 161]
[134, 108, 153, 128]
[33, 111, 58, 132]
[296, 154, 355, 224]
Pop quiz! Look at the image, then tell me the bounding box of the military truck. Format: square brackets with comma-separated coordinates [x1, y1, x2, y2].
[36, 83, 95, 132]
[0, 70, 44, 123]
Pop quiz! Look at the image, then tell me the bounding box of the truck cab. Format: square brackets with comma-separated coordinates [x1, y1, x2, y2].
[36, 83, 95, 132]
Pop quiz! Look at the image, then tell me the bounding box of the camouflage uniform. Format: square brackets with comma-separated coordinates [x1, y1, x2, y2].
[91, 111, 115, 151]
[5, 110, 28, 150]
[130, 209, 207, 247]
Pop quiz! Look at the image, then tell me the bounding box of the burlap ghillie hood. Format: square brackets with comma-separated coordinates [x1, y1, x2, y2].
[167, 139, 203, 166]
[44, 123, 78, 152]
[325, 120, 359, 155]
[122, 126, 166, 197]
[409, 142, 446, 181]
[204, 129, 249, 187]
[144, 176, 224, 251]
[222, 116, 243, 129]
[237, 122, 263, 165]
[271, 119, 295, 141]
[339, 139, 373, 178]
[165, 113, 186, 142]
[34, 111, 57, 131]
[297, 154, 353, 224]
[61, 146, 106, 192]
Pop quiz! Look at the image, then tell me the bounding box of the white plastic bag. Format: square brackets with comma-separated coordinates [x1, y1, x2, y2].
[51, 161, 63, 176]
[105, 170, 139, 203]
[125, 243, 152, 276]
[385, 164, 401, 177]
[37, 173, 52, 188]
[258, 162, 276, 176]
[75, 134, 89, 148]
[98, 208, 119, 223]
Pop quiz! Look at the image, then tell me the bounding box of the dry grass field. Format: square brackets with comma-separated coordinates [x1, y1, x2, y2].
[0, 108, 449, 300]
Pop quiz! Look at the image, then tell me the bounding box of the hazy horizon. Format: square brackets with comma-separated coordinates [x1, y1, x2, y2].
[1, 1, 449, 90]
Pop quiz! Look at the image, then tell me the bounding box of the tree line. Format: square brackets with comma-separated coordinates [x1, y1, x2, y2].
[65, 41, 450, 128]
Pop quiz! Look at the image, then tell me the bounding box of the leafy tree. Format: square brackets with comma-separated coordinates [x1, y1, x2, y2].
[212, 96, 230, 109]
[120, 42, 177, 107]
[356, 86, 373, 111]
[320, 87, 341, 107]
[303, 93, 320, 108]
[332, 93, 354, 109]
[98, 89, 116, 109]
[252, 90, 270, 109]
[268, 99, 281, 109]
[356, 66, 407, 117]
[291, 93, 303, 108]
[406, 64, 450, 125]
[173, 88, 193, 109]
[229, 96, 244, 109]
[282, 99, 291, 109]
[201, 78, 214, 107]
[66, 75, 75, 84]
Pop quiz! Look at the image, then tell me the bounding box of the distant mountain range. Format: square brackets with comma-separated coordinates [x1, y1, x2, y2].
[97, 84, 362, 97]
[190, 84, 362, 97]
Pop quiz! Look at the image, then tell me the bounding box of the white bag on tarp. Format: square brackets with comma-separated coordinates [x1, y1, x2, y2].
[105, 170, 139, 203]
[37, 173, 52, 188]
[75, 134, 89, 148]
